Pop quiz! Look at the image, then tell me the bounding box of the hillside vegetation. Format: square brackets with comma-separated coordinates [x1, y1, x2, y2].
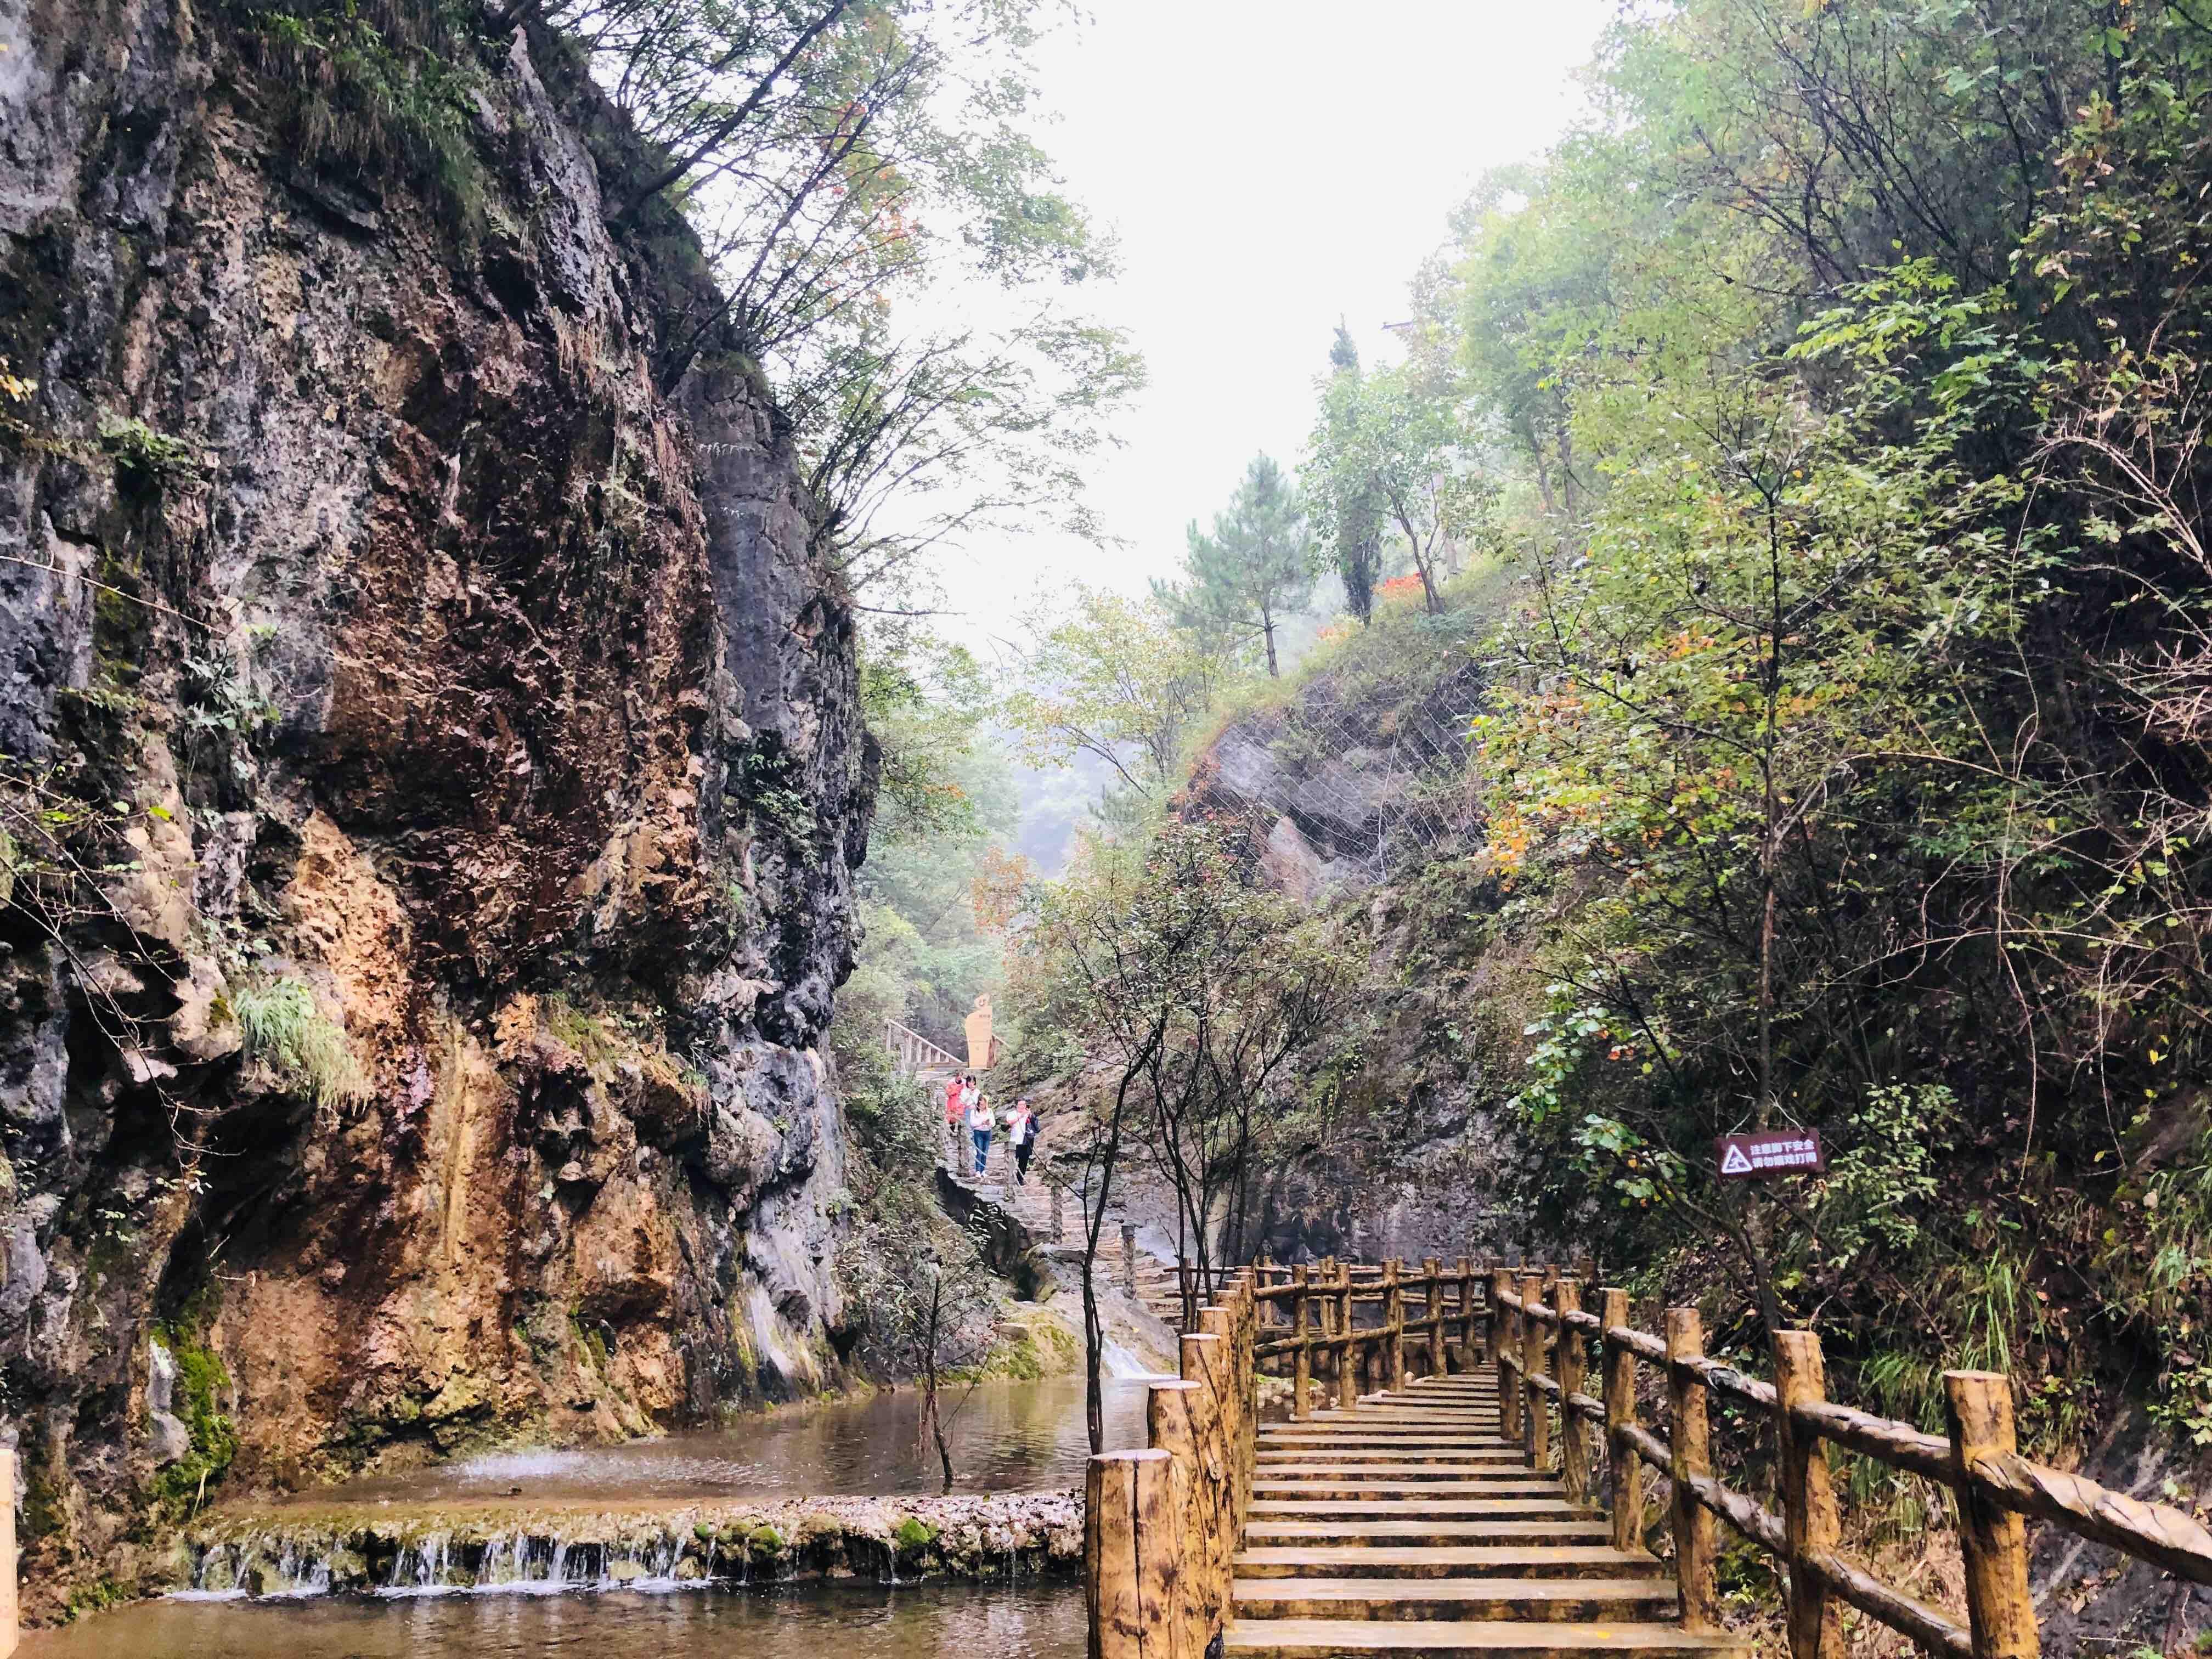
[1003, 0, 2212, 1506]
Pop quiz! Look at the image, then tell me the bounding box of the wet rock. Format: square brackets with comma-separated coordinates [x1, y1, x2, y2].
[0, 0, 874, 1620]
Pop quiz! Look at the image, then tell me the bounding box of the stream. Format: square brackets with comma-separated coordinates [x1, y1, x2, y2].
[25, 1376, 1152, 1656]
[279, 1375, 1149, 1504]
[19, 1579, 1084, 1658]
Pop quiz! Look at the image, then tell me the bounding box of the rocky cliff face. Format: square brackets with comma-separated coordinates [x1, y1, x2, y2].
[1161, 616, 1531, 1266]
[0, 0, 872, 1614]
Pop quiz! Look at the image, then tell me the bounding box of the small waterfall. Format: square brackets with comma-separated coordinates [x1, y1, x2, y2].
[262, 1538, 331, 1599]
[168, 1539, 249, 1601]
[379, 1532, 453, 1596]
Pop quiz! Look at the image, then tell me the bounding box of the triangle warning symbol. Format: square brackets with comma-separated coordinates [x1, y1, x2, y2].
[1720, 1143, 1754, 1175]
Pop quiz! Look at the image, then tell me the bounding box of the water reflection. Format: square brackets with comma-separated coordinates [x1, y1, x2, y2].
[21, 1579, 1085, 1658]
[282, 1377, 1150, 1506]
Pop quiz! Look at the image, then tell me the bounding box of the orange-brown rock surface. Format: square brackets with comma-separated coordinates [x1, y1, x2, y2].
[0, 0, 875, 1617]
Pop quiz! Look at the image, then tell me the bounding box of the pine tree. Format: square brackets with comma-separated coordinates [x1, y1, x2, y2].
[1152, 455, 1317, 676]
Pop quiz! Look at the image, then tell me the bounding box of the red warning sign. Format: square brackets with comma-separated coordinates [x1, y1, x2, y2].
[1716, 1130, 1826, 1180]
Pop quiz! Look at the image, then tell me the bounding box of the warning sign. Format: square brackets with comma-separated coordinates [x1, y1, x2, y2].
[1715, 1130, 1826, 1180]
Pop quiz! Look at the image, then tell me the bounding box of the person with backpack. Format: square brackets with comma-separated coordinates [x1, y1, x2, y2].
[967, 1090, 995, 1178]
[1009, 1098, 1040, 1185]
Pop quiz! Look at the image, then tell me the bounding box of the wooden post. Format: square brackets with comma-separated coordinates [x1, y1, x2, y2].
[1231, 1273, 1259, 1524]
[1148, 1379, 1216, 1655]
[1257, 1254, 1275, 1329]
[1199, 1307, 1244, 1524]
[1455, 1256, 1476, 1373]
[1945, 1371, 2038, 1659]
[1179, 1331, 1232, 1636]
[1385, 1260, 1406, 1392]
[0, 1446, 14, 1659]
[1520, 1271, 1548, 1469]
[1774, 1331, 1843, 1659]
[1666, 1307, 1718, 1634]
[1493, 1266, 1519, 1440]
[1337, 1265, 1358, 1410]
[1423, 1257, 1445, 1376]
[1086, 1449, 1188, 1659]
[1601, 1288, 1641, 1550]
[1555, 1278, 1587, 1503]
[1292, 1265, 1312, 1421]
[1176, 1256, 1193, 1332]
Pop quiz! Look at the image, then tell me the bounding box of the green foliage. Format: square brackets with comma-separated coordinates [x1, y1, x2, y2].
[891, 1515, 936, 1551]
[736, 746, 817, 845]
[1305, 357, 1490, 616]
[1152, 454, 1318, 678]
[1312, 326, 1385, 623]
[833, 622, 1021, 1064]
[1003, 584, 1236, 802]
[149, 1327, 239, 1520]
[559, 0, 1141, 584]
[235, 0, 487, 232]
[230, 978, 371, 1115]
[97, 413, 198, 481]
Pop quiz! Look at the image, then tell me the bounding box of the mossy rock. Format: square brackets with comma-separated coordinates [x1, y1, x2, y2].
[892, 1516, 937, 1553]
[746, 1523, 786, 1558]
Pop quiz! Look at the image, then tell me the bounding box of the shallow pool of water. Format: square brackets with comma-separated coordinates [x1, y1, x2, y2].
[21, 1579, 1084, 1658]
[272, 1376, 1149, 1506]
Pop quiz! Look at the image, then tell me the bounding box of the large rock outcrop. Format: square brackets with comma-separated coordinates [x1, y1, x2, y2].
[0, 0, 873, 1614]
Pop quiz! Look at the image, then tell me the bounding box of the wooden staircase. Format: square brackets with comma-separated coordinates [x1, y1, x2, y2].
[1226, 1373, 1747, 1657]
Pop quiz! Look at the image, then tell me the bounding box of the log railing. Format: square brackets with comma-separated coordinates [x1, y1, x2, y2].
[1088, 1251, 2212, 1659]
[1497, 1273, 2212, 1659]
[1088, 1268, 1260, 1657]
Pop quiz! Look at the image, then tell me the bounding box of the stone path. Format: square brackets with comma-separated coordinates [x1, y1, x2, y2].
[1226, 1373, 1750, 1657]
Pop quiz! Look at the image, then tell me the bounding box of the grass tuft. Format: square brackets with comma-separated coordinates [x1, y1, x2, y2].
[231, 978, 371, 1114]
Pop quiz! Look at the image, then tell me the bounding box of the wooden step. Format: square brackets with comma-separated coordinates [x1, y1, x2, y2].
[1261, 1428, 1506, 1442]
[1254, 1480, 1568, 1501]
[1250, 1498, 1598, 1521]
[1234, 1546, 1665, 1579]
[1233, 1577, 1680, 1620]
[1255, 1465, 1552, 1483]
[1224, 1620, 1748, 1656]
[1240, 1521, 1616, 1547]
[1256, 1449, 1525, 1465]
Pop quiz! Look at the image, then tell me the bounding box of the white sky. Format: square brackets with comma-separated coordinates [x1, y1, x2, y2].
[929, 0, 1617, 631]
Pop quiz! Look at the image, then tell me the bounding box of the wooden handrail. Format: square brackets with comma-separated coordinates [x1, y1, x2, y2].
[1145, 1250, 2212, 1659]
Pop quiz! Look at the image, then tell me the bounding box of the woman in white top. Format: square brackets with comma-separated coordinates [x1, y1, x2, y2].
[967, 1093, 995, 1177]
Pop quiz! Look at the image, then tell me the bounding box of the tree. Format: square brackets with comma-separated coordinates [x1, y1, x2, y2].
[1306, 360, 1482, 615]
[1312, 325, 1386, 623]
[532, 0, 1143, 590]
[1019, 831, 1227, 1449]
[1002, 585, 1235, 803]
[1152, 455, 1318, 677]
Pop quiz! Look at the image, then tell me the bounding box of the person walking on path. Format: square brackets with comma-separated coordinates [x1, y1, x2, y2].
[944, 1073, 964, 1125]
[1009, 1099, 1039, 1185]
[967, 1091, 996, 1179]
